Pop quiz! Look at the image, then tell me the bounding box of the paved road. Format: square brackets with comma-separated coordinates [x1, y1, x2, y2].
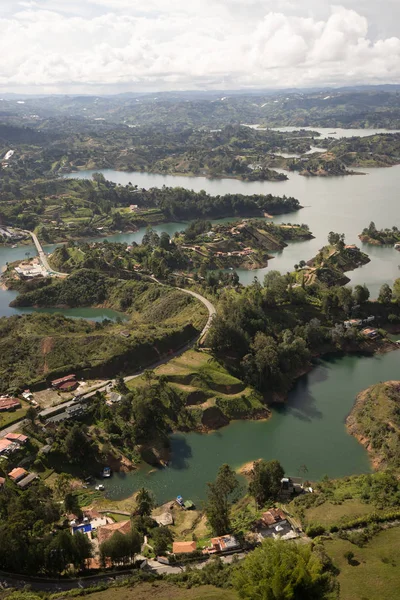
[25, 230, 67, 277]
[37, 278, 216, 419]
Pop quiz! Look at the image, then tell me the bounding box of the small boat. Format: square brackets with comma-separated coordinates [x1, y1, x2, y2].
[11, 244, 17, 248]
[102, 466, 111, 477]
[176, 495, 184, 507]
[95, 484, 105, 491]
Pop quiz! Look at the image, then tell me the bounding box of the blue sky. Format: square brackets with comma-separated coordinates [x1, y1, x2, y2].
[0, 0, 399, 93]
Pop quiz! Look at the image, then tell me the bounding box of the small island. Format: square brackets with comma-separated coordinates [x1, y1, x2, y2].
[347, 381, 400, 470]
[359, 221, 400, 247]
[294, 232, 370, 287]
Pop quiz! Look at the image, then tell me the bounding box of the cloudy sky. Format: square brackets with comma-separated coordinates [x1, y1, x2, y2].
[0, 0, 399, 93]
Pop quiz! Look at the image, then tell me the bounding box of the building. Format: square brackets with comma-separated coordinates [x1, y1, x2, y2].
[97, 520, 131, 546]
[0, 439, 14, 455]
[172, 541, 197, 554]
[8, 467, 28, 482]
[361, 328, 379, 339]
[204, 535, 240, 554]
[344, 319, 362, 328]
[280, 477, 304, 497]
[129, 204, 140, 212]
[58, 380, 79, 392]
[5, 433, 28, 444]
[109, 392, 123, 404]
[120, 330, 131, 338]
[17, 472, 38, 489]
[261, 508, 287, 527]
[0, 397, 21, 412]
[51, 374, 77, 390]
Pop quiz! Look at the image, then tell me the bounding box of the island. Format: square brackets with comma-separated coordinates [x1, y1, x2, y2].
[347, 381, 400, 470]
[359, 221, 400, 246]
[294, 233, 370, 287]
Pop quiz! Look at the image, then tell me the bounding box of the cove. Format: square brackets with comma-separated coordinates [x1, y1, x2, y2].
[103, 349, 400, 505]
[66, 162, 400, 298]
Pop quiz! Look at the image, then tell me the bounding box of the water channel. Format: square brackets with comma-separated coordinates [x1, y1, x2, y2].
[1, 128, 399, 501]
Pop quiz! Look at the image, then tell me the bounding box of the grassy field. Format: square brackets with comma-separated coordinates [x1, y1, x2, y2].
[127, 349, 266, 424]
[57, 582, 238, 600]
[300, 499, 375, 528]
[0, 399, 29, 430]
[324, 527, 400, 600]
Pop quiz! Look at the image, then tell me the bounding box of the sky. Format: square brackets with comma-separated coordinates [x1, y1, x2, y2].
[0, 0, 400, 94]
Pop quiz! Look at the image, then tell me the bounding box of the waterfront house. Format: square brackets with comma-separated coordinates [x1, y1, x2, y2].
[172, 541, 197, 554]
[261, 508, 287, 527]
[361, 328, 379, 339]
[8, 467, 28, 482]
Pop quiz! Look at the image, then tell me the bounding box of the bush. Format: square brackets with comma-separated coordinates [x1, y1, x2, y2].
[306, 524, 326, 538]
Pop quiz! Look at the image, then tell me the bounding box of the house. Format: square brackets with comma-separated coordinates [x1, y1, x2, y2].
[120, 330, 131, 338]
[0, 439, 13, 455]
[172, 541, 197, 555]
[5, 433, 28, 444]
[51, 374, 77, 390]
[204, 535, 240, 554]
[280, 477, 304, 496]
[97, 520, 131, 545]
[344, 319, 362, 329]
[8, 467, 28, 482]
[129, 204, 140, 212]
[344, 244, 358, 251]
[361, 328, 379, 339]
[17, 472, 38, 489]
[0, 397, 21, 412]
[261, 508, 287, 527]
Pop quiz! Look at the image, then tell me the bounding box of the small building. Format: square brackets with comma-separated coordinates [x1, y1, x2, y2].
[172, 541, 197, 555]
[0, 439, 13, 455]
[5, 433, 28, 444]
[129, 204, 139, 212]
[0, 397, 21, 412]
[261, 508, 287, 527]
[120, 330, 131, 338]
[97, 520, 131, 546]
[280, 477, 304, 496]
[344, 244, 358, 251]
[17, 472, 38, 489]
[58, 380, 79, 392]
[8, 467, 28, 482]
[361, 328, 379, 339]
[51, 374, 77, 390]
[344, 319, 362, 329]
[206, 535, 240, 554]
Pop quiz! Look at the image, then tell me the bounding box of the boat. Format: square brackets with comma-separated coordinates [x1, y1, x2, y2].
[11, 244, 17, 248]
[176, 495, 184, 507]
[95, 484, 105, 491]
[102, 466, 111, 477]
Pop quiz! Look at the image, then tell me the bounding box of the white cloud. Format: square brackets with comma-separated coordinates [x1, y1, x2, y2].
[0, 1, 399, 92]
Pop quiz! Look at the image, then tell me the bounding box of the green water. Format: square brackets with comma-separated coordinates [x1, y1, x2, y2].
[103, 350, 400, 504]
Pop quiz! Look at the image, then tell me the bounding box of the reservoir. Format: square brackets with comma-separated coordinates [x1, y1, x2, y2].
[67, 161, 400, 299]
[104, 349, 400, 504]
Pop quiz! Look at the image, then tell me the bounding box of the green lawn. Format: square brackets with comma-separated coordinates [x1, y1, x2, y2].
[0, 400, 30, 430]
[324, 527, 400, 600]
[301, 499, 375, 528]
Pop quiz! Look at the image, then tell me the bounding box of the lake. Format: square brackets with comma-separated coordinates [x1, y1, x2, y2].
[103, 349, 400, 504]
[66, 162, 400, 299]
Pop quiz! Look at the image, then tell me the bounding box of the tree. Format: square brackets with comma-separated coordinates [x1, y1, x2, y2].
[393, 278, 400, 303]
[63, 424, 93, 463]
[135, 487, 155, 517]
[152, 526, 173, 556]
[205, 464, 238, 535]
[233, 539, 332, 600]
[25, 406, 37, 424]
[54, 473, 73, 499]
[248, 459, 285, 507]
[378, 283, 392, 304]
[353, 284, 370, 305]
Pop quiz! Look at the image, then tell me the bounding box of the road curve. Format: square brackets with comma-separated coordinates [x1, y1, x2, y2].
[24, 230, 68, 277]
[176, 285, 216, 344]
